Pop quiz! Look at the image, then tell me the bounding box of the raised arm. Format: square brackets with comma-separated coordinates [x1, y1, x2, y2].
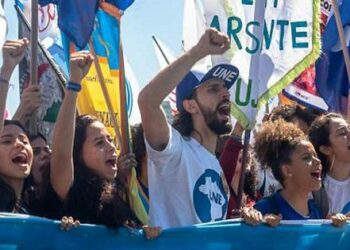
[13, 84, 41, 127]
[0, 38, 29, 133]
[138, 28, 230, 151]
[50, 52, 93, 200]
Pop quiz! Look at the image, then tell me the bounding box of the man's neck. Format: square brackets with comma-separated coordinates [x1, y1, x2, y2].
[191, 128, 218, 155]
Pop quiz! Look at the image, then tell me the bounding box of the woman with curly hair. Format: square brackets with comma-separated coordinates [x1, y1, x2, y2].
[243, 119, 346, 227]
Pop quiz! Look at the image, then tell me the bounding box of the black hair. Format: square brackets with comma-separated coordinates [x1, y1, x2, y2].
[270, 104, 317, 126]
[308, 113, 344, 176]
[29, 132, 47, 144]
[131, 123, 146, 177]
[172, 109, 194, 138]
[71, 115, 140, 228]
[4, 120, 29, 136]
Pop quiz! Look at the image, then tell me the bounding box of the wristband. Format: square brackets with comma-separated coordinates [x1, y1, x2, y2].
[65, 81, 81, 92]
[0, 77, 9, 86]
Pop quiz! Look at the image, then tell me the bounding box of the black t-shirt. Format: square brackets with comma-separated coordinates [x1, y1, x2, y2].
[0, 178, 28, 214]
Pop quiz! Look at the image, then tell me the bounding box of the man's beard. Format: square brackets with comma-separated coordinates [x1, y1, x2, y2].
[198, 101, 232, 135]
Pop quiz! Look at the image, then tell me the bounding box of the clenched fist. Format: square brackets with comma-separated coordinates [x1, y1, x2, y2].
[0, 38, 29, 80]
[69, 52, 94, 84]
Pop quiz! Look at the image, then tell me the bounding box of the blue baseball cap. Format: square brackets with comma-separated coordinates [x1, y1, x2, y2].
[176, 64, 239, 110]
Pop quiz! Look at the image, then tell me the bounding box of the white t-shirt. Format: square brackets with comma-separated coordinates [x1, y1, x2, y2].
[324, 174, 350, 214]
[146, 126, 229, 229]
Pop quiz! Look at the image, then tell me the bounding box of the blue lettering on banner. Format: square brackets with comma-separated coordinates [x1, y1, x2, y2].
[193, 169, 228, 223]
[210, 14, 310, 53]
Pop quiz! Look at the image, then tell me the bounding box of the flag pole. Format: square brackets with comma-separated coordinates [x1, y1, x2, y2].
[15, 5, 67, 90]
[152, 35, 171, 64]
[331, 0, 350, 119]
[119, 43, 131, 154]
[29, 0, 38, 134]
[236, 0, 265, 210]
[88, 40, 124, 153]
[236, 130, 251, 210]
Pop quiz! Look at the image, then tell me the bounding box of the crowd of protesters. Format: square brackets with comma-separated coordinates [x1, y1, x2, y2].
[1, 28, 350, 239]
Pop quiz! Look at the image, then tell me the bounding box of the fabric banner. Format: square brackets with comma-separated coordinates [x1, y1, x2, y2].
[16, 0, 68, 75]
[74, 6, 124, 142]
[16, 2, 65, 141]
[1, 214, 350, 249]
[184, 0, 321, 128]
[0, 2, 7, 49]
[315, 0, 350, 114]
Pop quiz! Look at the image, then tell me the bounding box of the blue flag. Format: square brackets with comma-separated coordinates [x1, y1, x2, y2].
[315, 0, 350, 113]
[38, 0, 134, 49]
[106, 0, 134, 10]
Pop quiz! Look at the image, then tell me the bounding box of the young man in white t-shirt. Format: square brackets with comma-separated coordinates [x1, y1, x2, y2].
[138, 28, 239, 229]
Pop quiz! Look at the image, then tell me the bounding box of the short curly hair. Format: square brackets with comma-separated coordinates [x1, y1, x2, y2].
[270, 104, 317, 126]
[254, 119, 306, 187]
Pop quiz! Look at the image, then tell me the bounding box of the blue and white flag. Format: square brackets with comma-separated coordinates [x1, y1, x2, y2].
[315, 0, 350, 114]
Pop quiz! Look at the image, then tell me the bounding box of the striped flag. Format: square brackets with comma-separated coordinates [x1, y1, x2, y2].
[15, 1, 65, 142]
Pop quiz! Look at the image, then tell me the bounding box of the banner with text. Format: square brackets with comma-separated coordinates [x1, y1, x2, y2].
[185, 0, 320, 128]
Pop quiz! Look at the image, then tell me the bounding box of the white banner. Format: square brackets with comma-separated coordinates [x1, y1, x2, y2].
[184, 0, 321, 128]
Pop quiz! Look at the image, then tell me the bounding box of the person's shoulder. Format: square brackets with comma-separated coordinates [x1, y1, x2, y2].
[307, 199, 322, 219]
[254, 192, 281, 215]
[254, 196, 273, 215]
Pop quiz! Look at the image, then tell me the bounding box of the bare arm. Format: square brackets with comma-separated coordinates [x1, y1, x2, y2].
[138, 28, 230, 151]
[0, 39, 29, 133]
[13, 84, 41, 126]
[50, 52, 93, 200]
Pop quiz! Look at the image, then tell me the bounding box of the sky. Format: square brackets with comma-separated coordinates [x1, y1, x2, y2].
[1, 0, 185, 115]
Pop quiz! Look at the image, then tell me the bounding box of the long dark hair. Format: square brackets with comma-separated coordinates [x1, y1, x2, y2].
[172, 110, 194, 138]
[72, 115, 139, 228]
[4, 120, 28, 135]
[1, 120, 30, 213]
[308, 113, 343, 176]
[131, 123, 145, 177]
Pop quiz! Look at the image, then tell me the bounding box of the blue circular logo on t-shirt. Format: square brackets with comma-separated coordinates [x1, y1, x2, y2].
[193, 169, 228, 222]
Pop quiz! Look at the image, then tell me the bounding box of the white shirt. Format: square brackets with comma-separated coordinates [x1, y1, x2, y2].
[146, 126, 229, 229]
[324, 174, 350, 214]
